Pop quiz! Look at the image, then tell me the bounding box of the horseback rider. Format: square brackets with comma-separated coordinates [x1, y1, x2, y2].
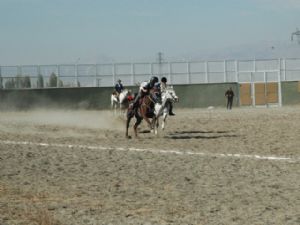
[131, 76, 159, 112]
[115, 79, 124, 94]
[160, 77, 175, 116]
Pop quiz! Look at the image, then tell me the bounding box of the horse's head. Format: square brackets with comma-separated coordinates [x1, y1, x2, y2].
[163, 87, 179, 102]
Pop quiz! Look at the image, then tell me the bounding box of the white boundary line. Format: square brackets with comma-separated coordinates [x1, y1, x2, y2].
[0, 140, 299, 163]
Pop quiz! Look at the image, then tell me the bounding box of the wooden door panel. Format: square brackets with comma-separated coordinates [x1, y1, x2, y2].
[266, 83, 278, 103]
[255, 83, 266, 105]
[239, 83, 251, 106]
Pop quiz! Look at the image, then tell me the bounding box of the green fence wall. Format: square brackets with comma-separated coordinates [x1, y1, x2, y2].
[0, 82, 247, 110]
[0, 87, 115, 110]
[281, 81, 300, 105]
[1, 81, 300, 110]
[174, 83, 238, 108]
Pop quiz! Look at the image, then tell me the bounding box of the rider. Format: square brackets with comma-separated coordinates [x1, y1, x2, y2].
[114, 79, 124, 94]
[160, 77, 175, 116]
[131, 76, 159, 112]
[152, 81, 162, 103]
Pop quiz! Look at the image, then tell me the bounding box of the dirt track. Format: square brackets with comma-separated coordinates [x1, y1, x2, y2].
[0, 107, 299, 225]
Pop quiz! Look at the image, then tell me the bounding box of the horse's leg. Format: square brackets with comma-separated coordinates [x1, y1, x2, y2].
[111, 98, 115, 115]
[114, 102, 117, 115]
[119, 103, 122, 116]
[162, 112, 167, 130]
[150, 116, 156, 134]
[125, 118, 131, 138]
[140, 105, 153, 130]
[133, 116, 142, 138]
[125, 109, 134, 139]
[161, 103, 170, 130]
[154, 116, 159, 135]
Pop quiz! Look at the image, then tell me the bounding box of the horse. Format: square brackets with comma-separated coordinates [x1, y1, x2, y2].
[152, 87, 179, 134]
[111, 89, 131, 115]
[125, 94, 156, 138]
[125, 87, 178, 138]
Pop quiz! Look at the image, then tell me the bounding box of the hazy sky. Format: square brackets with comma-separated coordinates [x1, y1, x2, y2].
[0, 0, 299, 65]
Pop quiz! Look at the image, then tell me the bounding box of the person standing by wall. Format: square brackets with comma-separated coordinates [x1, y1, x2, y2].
[225, 87, 234, 110]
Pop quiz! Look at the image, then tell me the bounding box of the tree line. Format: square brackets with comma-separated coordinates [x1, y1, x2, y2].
[0, 72, 66, 89]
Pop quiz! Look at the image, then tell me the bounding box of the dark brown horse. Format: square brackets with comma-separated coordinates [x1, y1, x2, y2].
[125, 95, 157, 138]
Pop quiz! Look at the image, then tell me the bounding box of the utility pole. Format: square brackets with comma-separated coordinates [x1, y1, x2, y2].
[157, 52, 163, 77]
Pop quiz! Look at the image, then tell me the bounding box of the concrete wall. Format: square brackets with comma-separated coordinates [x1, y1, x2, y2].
[0, 83, 238, 110]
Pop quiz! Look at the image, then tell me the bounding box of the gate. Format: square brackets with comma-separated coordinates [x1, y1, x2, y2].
[238, 71, 282, 107]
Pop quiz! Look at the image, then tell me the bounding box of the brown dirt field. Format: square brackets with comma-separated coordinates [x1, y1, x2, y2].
[0, 107, 299, 225]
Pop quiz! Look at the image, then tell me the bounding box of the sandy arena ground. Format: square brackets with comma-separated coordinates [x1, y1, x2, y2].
[0, 106, 299, 225]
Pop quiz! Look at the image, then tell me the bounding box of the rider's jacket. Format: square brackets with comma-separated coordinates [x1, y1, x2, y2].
[152, 82, 162, 103]
[139, 81, 153, 95]
[160, 82, 167, 92]
[115, 83, 124, 93]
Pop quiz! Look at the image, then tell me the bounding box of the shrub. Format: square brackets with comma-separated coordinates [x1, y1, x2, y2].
[22, 76, 31, 88]
[37, 74, 44, 88]
[48, 73, 57, 87]
[5, 78, 15, 88]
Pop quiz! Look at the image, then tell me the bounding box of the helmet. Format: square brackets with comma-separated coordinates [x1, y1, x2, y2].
[161, 77, 167, 83]
[150, 76, 159, 86]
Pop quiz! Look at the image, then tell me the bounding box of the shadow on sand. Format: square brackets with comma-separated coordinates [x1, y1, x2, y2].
[165, 130, 238, 140]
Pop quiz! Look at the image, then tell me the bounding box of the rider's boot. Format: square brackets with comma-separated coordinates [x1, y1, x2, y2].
[169, 104, 175, 116]
[131, 95, 140, 113]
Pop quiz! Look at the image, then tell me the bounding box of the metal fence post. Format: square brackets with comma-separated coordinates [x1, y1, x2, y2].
[131, 63, 135, 85]
[112, 63, 116, 86]
[224, 60, 227, 82]
[17, 65, 22, 76]
[74, 64, 77, 87]
[205, 61, 208, 83]
[0, 65, 2, 89]
[235, 60, 239, 82]
[168, 62, 172, 84]
[283, 58, 286, 81]
[94, 64, 98, 87]
[57, 65, 60, 88]
[187, 61, 191, 84]
[150, 63, 153, 77]
[278, 67, 282, 107]
[251, 72, 255, 107]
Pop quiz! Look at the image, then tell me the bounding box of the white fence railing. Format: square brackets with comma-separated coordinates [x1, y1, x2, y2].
[0, 58, 299, 88]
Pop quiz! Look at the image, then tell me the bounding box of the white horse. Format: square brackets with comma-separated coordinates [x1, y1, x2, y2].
[111, 89, 131, 115]
[152, 87, 179, 134]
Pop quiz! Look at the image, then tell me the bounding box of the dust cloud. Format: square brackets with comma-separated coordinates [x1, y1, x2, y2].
[0, 109, 125, 132]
